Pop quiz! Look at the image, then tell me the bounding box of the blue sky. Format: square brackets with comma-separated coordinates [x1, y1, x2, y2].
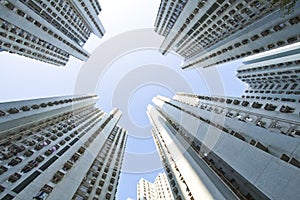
[0, 0, 246, 199]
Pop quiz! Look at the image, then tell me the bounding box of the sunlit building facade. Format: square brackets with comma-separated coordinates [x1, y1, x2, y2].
[0, 94, 127, 200]
[147, 92, 300, 200]
[147, 40, 300, 199]
[137, 173, 174, 200]
[154, 0, 300, 70]
[0, 0, 105, 66]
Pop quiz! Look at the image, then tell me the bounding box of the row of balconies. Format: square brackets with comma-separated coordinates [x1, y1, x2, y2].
[179, 0, 276, 58]
[174, 94, 299, 137]
[241, 95, 298, 102]
[0, 95, 96, 119]
[73, 130, 121, 200]
[250, 82, 297, 90]
[162, 100, 300, 174]
[158, 1, 177, 36]
[89, 0, 102, 15]
[32, 112, 105, 198]
[0, 124, 90, 196]
[238, 69, 299, 80]
[0, 41, 67, 66]
[21, 0, 89, 44]
[154, 131, 185, 200]
[238, 61, 300, 74]
[0, 121, 76, 164]
[0, 18, 69, 57]
[194, 95, 297, 114]
[30, 145, 85, 200]
[222, 101, 295, 132]
[8, 3, 90, 59]
[154, 0, 170, 31]
[77, 0, 104, 36]
[239, 75, 299, 83]
[0, 108, 97, 191]
[240, 76, 298, 83]
[48, 0, 90, 32]
[177, 0, 269, 55]
[183, 13, 300, 69]
[40, 1, 89, 43]
[245, 89, 300, 95]
[3, 108, 77, 141]
[162, 0, 187, 37]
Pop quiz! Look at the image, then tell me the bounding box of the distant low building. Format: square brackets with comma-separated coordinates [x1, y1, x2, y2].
[137, 173, 174, 200]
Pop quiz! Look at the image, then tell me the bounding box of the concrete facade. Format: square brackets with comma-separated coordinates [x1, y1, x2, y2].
[137, 173, 174, 200]
[147, 42, 300, 200]
[154, 0, 300, 70]
[0, 94, 127, 200]
[147, 93, 300, 200]
[0, 0, 105, 66]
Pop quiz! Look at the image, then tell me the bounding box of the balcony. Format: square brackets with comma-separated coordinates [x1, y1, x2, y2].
[241, 101, 249, 107]
[31, 104, 40, 109]
[226, 99, 233, 104]
[0, 185, 4, 193]
[0, 110, 5, 117]
[280, 105, 295, 113]
[9, 144, 25, 154]
[44, 149, 53, 156]
[264, 104, 277, 111]
[40, 103, 47, 108]
[51, 171, 65, 183]
[21, 160, 39, 173]
[0, 165, 8, 175]
[21, 106, 30, 112]
[233, 99, 240, 105]
[78, 147, 86, 154]
[96, 187, 101, 195]
[252, 102, 262, 109]
[8, 172, 22, 183]
[256, 120, 266, 128]
[70, 153, 80, 162]
[33, 191, 48, 200]
[8, 157, 22, 166]
[8, 107, 19, 114]
[290, 129, 300, 136]
[35, 155, 44, 163]
[63, 161, 73, 171]
[24, 149, 34, 157]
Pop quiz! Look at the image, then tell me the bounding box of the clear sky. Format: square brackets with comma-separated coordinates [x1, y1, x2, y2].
[0, 0, 246, 199]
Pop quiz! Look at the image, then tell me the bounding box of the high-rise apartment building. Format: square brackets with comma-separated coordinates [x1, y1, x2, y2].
[0, 0, 105, 66]
[154, 0, 300, 70]
[147, 92, 300, 200]
[0, 94, 127, 200]
[237, 42, 300, 103]
[137, 173, 174, 200]
[147, 41, 300, 199]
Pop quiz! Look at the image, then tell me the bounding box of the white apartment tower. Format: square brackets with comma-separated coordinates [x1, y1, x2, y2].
[0, 0, 105, 66]
[154, 0, 300, 70]
[137, 173, 174, 200]
[0, 94, 127, 200]
[146, 41, 300, 200]
[147, 93, 300, 200]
